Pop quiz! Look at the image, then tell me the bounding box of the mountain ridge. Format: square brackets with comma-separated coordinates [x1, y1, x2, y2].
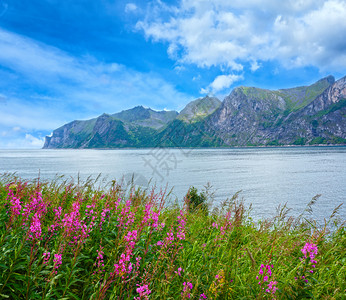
[43, 75, 346, 149]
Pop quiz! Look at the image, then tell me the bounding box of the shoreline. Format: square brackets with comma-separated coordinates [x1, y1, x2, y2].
[38, 144, 346, 150]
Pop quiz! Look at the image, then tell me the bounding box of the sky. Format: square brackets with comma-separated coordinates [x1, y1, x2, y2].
[0, 0, 345, 148]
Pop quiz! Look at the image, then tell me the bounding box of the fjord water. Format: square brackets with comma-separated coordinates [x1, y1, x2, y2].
[0, 147, 345, 222]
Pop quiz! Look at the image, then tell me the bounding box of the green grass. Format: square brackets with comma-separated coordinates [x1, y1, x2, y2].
[0, 174, 345, 299]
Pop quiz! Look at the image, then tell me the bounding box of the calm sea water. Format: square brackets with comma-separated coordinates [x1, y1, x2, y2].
[0, 147, 345, 222]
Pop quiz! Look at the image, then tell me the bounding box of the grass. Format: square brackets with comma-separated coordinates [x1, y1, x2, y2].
[0, 174, 345, 299]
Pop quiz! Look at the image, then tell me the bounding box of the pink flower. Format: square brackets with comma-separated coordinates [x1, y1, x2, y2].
[42, 252, 50, 264]
[28, 212, 42, 240]
[301, 242, 318, 263]
[53, 253, 62, 271]
[199, 293, 207, 299]
[10, 194, 21, 216]
[175, 267, 184, 276]
[182, 282, 193, 298]
[266, 281, 278, 294]
[135, 284, 151, 300]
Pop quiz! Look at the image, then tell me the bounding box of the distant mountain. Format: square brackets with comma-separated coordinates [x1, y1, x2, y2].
[43, 75, 346, 149]
[43, 107, 177, 148]
[177, 96, 221, 123]
[111, 105, 178, 129]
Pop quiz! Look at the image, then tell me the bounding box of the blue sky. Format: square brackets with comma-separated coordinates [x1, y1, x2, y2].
[0, 0, 345, 148]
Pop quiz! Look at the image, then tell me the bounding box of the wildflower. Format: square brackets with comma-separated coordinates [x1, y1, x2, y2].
[301, 242, 318, 263]
[182, 282, 193, 299]
[199, 293, 207, 299]
[94, 245, 105, 274]
[257, 264, 277, 295]
[10, 194, 21, 216]
[53, 253, 62, 273]
[298, 242, 318, 282]
[177, 210, 187, 240]
[54, 206, 62, 218]
[175, 267, 184, 276]
[166, 230, 174, 243]
[28, 212, 42, 240]
[42, 252, 50, 264]
[100, 205, 110, 230]
[22, 190, 47, 223]
[209, 270, 225, 296]
[266, 281, 278, 294]
[135, 284, 151, 300]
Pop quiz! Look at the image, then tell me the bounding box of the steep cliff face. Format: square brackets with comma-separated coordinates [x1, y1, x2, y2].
[202, 76, 344, 146]
[43, 118, 97, 148]
[273, 76, 346, 145]
[43, 75, 345, 148]
[44, 107, 177, 148]
[207, 87, 286, 146]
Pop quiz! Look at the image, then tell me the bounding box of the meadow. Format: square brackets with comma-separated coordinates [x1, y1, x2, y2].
[0, 174, 345, 299]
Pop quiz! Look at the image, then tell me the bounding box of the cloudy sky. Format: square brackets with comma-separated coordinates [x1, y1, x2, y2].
[0, 0, 345, 148]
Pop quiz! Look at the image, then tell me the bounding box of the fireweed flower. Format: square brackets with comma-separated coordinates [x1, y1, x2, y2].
[175, 267, 184, 276]
[134, 284, 151, 300]
[61, 201, 91, 244]
[54, 206, 62, 218]
[142, 203, 161, 229]
[199, 293, 207, 299]
[49, 207, 62, 233]
[93, 245, 105, 275]
[182, 282, 193, 299]
[176, 210, 187, 240]
[301, 242, 318, 263]
[257, 264, 277, 295]
[166, 230, 175, 244]
[22, 191, 47, 223]
[266, 281, 278, 294]
[117, 200, 135, 230]
[42, 252, 50, 264]
[28, 212, 42, 241]
[99, 204, 111, 230]
[53, 253, 62, 273]
[113, 230, 139, 277]
[9, 192, 21, 217]
[298, 242, 318, 283]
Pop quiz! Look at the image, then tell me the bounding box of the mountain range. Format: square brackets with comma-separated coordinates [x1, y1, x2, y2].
[43, 75, 346, 148]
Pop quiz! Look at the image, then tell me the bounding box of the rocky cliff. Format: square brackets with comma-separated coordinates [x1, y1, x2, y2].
[43, 76, 346, 148]
[43, 107, 178, 148]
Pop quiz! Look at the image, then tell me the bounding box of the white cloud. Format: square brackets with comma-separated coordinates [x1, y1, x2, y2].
[250, 61, 261, 72]
[0, 134, 45, 149]
[0, 26, 194, 148]
[25, 134, 45, 148]
[137, 0, 346, 72]
[125, 3, 138, 13]
[0, 27, 192, 132]
[202, 74, 244, 94]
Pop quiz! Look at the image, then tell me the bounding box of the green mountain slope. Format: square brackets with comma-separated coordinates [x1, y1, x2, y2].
[43, 75, 345, 148]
